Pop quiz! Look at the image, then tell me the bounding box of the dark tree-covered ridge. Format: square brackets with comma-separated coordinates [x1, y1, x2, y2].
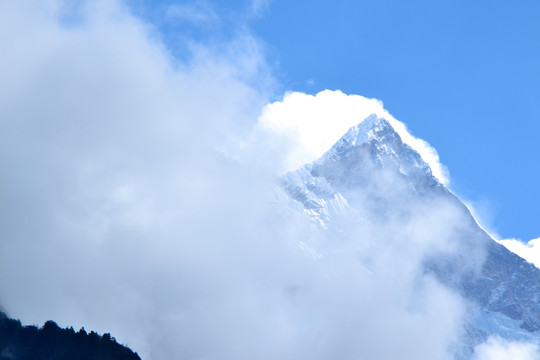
[0, 312, 141, 360]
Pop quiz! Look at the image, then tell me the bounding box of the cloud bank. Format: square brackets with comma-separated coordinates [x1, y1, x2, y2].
[0, 0, 273, 356]
[0, 1, 502, 360]
[472, 336, 540, 360]
[254, 90, 449, 185]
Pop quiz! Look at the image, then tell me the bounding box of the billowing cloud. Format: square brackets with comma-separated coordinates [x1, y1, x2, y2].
[0, 2, 481, 360]
[254, 90, 449, 185]
[497, 238, 540, 269]
[0, 0, 273, 356]
[472, 336, 540, 360]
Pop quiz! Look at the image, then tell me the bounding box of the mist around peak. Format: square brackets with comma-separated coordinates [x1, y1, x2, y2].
[0, 2, 538, 360]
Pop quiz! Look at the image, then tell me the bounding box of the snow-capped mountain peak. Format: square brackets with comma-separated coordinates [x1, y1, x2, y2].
[312, 114, 440, 196]
[281, 114, 540, 359]
[339, 114, 395, 146]
[281, 114, 441, 229]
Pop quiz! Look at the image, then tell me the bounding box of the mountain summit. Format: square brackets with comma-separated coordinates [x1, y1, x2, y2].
[282, 115, 444, 227]
[282, 115, 540, 359]
[312, 114, 440, 192]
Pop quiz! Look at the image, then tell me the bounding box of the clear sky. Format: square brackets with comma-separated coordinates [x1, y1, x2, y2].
[133, 0, 540, 241]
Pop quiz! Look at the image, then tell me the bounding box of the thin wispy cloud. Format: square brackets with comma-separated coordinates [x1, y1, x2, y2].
[249, 0, 271, 17]
[166, 1, 219, 26]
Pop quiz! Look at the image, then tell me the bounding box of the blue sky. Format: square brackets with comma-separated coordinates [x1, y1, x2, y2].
[256, 0, 540, 241]
[134, 0, 540, 241]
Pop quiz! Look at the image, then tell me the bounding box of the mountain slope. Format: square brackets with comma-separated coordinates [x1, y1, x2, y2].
[281, 115, 540, 358]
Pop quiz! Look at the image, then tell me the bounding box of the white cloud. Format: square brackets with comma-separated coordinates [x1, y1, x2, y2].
[497, 238, 540, 269]
[0, 0, 272, 357]
[254, 90, 449, 184]
[473, 336, 540, 360]
[0, 2, 481, 360]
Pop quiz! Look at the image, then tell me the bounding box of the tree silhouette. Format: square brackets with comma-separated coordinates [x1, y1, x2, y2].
[0, 312, 141, 360]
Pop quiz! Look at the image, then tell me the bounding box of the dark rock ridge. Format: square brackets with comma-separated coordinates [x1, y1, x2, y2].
[0, 311, 140, 360]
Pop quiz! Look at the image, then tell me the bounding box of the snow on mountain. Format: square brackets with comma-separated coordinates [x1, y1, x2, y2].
[280, 114, 540, 359]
